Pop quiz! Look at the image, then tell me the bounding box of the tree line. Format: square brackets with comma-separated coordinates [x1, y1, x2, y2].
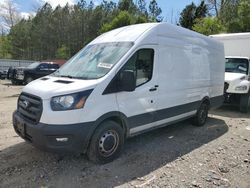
[0, 0, 250, 60]
[0, 0, 162, 60]
[179, 0, 250, 35]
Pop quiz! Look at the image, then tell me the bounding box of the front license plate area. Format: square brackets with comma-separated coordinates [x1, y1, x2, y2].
[15, 118, 25, 137]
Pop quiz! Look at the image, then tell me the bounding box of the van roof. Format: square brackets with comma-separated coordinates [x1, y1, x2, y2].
[90, 23, 220, 48]
[90, 23, 158, 44]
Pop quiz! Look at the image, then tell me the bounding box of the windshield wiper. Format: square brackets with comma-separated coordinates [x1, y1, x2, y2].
[58, 75, 92, 80]
[59, 75, 73, 79]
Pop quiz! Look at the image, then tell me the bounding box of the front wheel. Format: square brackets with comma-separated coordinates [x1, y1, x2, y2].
[240, 92, 250, 113]
[192, 102, 209, 126]
[87, 120, 124, 164]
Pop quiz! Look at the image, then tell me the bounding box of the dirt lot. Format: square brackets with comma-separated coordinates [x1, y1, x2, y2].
[0, 79, 249, 188]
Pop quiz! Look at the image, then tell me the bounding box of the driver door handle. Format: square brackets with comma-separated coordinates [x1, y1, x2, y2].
[149, 85, 159, 92]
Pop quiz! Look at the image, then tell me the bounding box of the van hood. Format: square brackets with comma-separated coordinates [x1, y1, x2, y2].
[225, 72, 246, 82]
[22, 76, 99, 99]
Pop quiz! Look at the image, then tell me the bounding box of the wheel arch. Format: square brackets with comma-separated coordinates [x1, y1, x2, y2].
[94, 111, 129, 136]
[84, 111, 129, 153]
[200, 96, 211, 109]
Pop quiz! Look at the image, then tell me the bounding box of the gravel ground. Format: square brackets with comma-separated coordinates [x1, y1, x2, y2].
[0, 79, 249, 188]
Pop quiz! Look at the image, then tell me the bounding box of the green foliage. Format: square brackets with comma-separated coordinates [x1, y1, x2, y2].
[217, 0, 240, 33]
[237, 0, 250, 31]
[179, 2, 196, 29]
[7, 0, 162, 60]
[55, 45, 70, 59]
[192, 0, 250, 33]
[179, 1, 208, 30]
[100, 10, 149, 33]
[192, 17, 226, 35]
[118, 0, 137, 13]
[101, 11, 132, 33]
[0, 35, 12, 58]
[134, 15, 148, 24]
[149, 0, 162, 21]
[137, 0, 147, 15]
[195, 1, 208, 18]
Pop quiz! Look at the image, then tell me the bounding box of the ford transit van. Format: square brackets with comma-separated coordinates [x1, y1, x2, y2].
[13, 23, 225, 163]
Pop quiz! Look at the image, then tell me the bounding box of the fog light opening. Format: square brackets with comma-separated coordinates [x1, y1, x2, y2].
[56, 137, 69, 142]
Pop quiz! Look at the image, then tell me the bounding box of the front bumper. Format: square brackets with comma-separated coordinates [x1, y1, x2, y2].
[224, 92, 241, 105]
[13, 111, 95, 153]
[15, 74, 24, 81]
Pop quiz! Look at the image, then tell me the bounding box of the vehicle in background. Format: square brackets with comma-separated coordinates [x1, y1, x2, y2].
[211, 33, 250, 112]
[13, 23, 225, 163]
[8, 62, 60, 85]
[0, 70, 8, 79]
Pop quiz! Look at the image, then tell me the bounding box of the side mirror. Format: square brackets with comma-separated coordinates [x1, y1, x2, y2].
[120, 70, 136, 92]
[238, 65, 247, 72]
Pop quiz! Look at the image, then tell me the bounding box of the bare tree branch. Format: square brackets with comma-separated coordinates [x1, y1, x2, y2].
[0, 0, 20, 30]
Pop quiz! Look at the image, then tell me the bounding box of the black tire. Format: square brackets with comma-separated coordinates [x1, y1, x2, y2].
[240, 92, 250, 113]
[25, 77, 33, 84]
[192, 102, 209, 126]
[87, 120, 124, 164]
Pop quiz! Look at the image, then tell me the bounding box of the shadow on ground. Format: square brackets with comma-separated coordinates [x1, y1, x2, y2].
[1, 82, 22, 86]
[210, 105, 250, 118]
[4, 94, 20, 98]
[0, 117, 228, 187]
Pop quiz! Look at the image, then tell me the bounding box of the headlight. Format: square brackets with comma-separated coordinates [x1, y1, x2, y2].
[235, 85, 248, 91]
[51, 89, 93, 111]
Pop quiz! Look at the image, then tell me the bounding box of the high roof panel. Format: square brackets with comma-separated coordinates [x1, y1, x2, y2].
[89, 23, 221, 49]
[90, 23, 157, 44]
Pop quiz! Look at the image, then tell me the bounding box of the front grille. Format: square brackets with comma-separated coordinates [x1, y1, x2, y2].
[18, 93, 42, 124]
[224, 82, 229, 93]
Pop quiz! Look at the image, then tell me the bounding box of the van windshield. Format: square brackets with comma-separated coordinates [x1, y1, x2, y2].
[225, 58, 249, 75]
[53, 42, 133, 79]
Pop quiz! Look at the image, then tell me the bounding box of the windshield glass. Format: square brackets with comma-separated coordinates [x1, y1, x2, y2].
[53, 42, 133, 79]
[27, 62, 40, 69]
[225, 58, 249, 74]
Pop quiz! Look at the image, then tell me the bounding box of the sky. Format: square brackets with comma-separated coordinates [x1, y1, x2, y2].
[12, 0, 200, 23]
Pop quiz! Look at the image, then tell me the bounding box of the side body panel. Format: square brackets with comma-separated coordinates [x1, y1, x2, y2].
[156, 28, 225, 127]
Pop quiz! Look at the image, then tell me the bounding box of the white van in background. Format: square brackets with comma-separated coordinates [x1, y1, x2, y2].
[13, 23, 225, 163]
[210, 33, 250, 112]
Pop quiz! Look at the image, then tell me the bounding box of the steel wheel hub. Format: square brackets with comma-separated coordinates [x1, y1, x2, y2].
[200, 106, 207, 123]
[99, 130, 119, 157]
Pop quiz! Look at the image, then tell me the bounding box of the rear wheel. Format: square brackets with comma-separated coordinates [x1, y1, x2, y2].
[192, 102, 209, 126]
[87, 120, 124, 164]
[240, 92, 250, 113]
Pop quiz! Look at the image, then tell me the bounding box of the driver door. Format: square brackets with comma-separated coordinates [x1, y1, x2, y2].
[116, 46, 159, 135]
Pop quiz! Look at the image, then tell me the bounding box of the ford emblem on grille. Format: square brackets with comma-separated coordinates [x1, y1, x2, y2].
[23, 100, 30, 108]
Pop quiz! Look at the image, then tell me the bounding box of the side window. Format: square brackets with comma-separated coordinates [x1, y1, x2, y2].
[49, 64, 59, 69]
[122, 48, 154, 86]
[39, 63, 49, 69]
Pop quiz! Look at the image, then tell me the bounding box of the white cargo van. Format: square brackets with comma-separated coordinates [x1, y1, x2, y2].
[13, 23, 225, 163]
[211, 33, 250, 112]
